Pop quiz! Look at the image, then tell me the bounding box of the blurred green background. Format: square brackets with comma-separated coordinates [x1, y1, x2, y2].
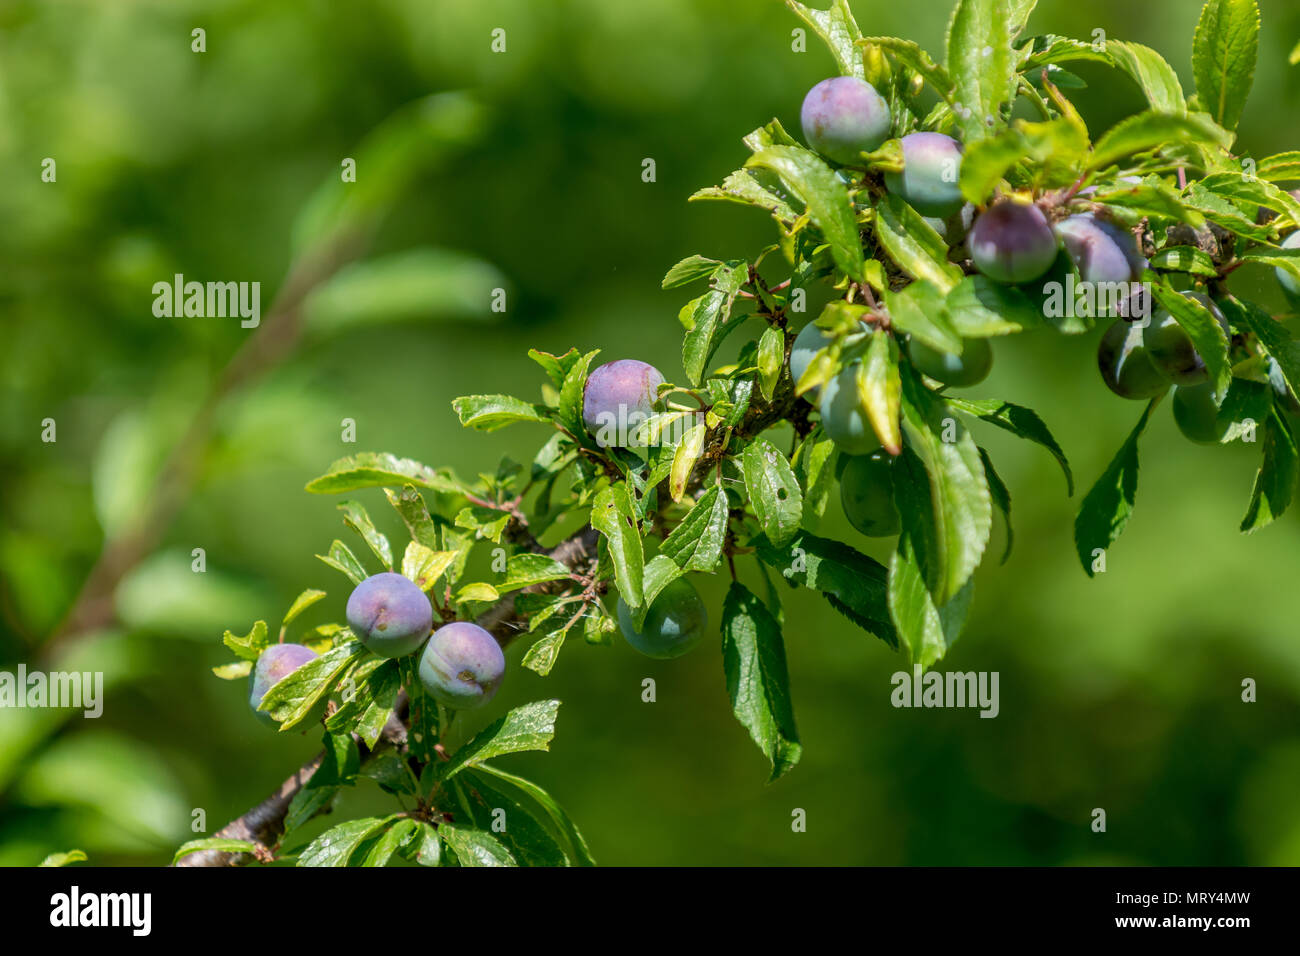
[2, 0, 1300, 866]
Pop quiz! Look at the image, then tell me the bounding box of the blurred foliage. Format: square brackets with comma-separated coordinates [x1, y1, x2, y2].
[1, 0, 1299, 865]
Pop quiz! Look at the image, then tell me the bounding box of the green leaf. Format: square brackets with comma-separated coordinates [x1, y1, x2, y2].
[721, 582, 802, 782]
[884, 281, 962, 353]
[358, 818, 420, 868]
[742, 438, 804, 548]
[401, 542, 457, 592]
[1150, 245, 1219, 275]
[557, 349, 599, 445]
[1020, 34, 1113, 71]
[897, 368, 993, 603]
[455, 504, 511, 544]
[498, 553, 573, 592]
[1198, 172, 1300, 225]
[171, 839, 261, 865]
[1093, 180, 1204, 226]
[297, 816, 394, 867]
[410, 822, 442, 866]
[747, 146, 865, 283]
[1073, 398, 1158, 575]
[325, 658, 401, 748]
[1089, 111, 1228, 171]
[785, 0, 864, 78]
[662, 255, 722, 289]
[362, 752, 416, 797]
[754, 531, 896, 647]
[669, 420, 708, 502]
[946, 0, 1016, 143]
[316, 539, 368, 585]
[455, 772, 569, 867]
[858, 332, 902, 454]
[1007, 0, 1038, 36]
[282, 589, 327, 628]
[863, 36, 954, 102]
[454, 581, 500, 603]
[946, 396, 1074, 494]
[875, 194, 963, 292]
[311, 730, 362, 789]
[591, 483, 644, 608]
[306, 452, 463, 495]
[1241, 410, 1299, 532]
[1216, 374, 1272, 444]
[527, 347, 583, 391]
[1192, 0, 1260, 132]
[211, 660, 252, 680]
[337, 500, 393, 570]
[451, 394, 551, 432]
[1107, 41, 1186, 115]
[1150, 281, 1231, 398]
[284, 786, 340, 837]
[386, 485, 443, 551]
[474, 764, 596, 866]
[39, 849, 87, 868]
[659, 485, 729, 572]
[1181, 182, 1274, 240]
[795, 431, 838, 522]
[1240, 246, 1300, 284]
[690, 169, 799, 224]
[259, 640, 367, 731]
[979, 447, 1014, 563]
[886, 532, 949, 668]
[1256, 151, 1300, 184]
[959, 117, 1086, 203]
[439, 700, 561, 779]
[222, 619, 270, 662]
[1221, 297, 1300, 410]
[438, 824, 517, 867]
[681, 264, 747, 386]
[757, 326, 785, 402]
[743, 118, 802, 154]
[521, 621, 576, 675]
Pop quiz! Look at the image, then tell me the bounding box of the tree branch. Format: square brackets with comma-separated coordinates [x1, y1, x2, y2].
[174, 526, 599, 866]
[176, 363, 798, 867]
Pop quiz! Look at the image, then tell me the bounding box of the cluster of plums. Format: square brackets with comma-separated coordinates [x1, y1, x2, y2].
[801, 74, 1300, 451]
[576, 360, 708, 659]
[249, 572, 507, 724]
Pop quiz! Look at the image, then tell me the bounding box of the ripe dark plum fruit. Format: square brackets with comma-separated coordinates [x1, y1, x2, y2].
[800, 76, 891, 166]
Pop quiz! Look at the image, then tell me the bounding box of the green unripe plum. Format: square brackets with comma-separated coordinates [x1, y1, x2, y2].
[1276, 231, 1300, 305]
[968, 200, 1059, 285]
[840, 451, 900, 537]
[1172, 382, 1229, 444]
[1097, 320, 1170, 399]
[346, 572, 434, 659]
[1143, 293, 1228, 387]
[789, 321, 834, 401]
[884, 132, 964, 218]
[908, 337, 992, 387]
[818, 364, 878, 454]
[418, 621, 506, 709]
[800, 76, 891, 166]
[249, 643, 318, 725]
[616, 577, 708, 660]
